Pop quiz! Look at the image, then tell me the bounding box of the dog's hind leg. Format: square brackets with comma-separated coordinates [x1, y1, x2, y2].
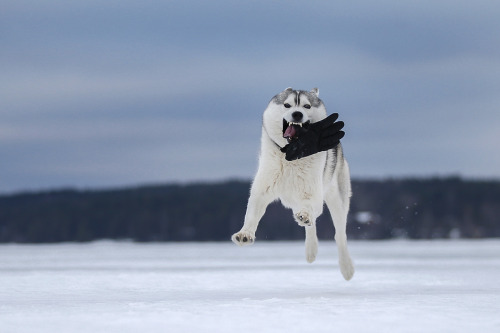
[305, 225, 318, 263]
[325, 190, 354, 280]
[324, 157, 355, 280]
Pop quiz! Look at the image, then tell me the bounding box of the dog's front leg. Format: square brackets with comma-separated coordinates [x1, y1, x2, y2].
[232, 176, 275, 246]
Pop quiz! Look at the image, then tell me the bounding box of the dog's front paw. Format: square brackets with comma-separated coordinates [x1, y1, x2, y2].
[294, 211, 313, 227]
[231, 230, 255, 246]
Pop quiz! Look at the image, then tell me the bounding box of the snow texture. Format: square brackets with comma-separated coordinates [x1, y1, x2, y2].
[1, 240, 499, 333]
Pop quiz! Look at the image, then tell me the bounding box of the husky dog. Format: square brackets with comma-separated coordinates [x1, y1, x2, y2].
[231, 87, 354, 280]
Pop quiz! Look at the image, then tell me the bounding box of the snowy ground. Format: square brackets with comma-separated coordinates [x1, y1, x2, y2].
[1, 240, 499, 333]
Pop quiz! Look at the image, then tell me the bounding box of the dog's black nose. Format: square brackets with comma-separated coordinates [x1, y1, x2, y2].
[292, 111, 303, 121]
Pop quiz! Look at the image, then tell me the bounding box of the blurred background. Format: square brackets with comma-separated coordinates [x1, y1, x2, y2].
[1, 0, 500, 242]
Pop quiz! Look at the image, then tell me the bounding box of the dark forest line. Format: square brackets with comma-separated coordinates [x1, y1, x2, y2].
[1, 177, 499, 243]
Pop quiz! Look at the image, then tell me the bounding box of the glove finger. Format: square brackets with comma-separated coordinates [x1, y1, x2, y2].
[319, 131, 345, 150]
[320, 113, 339, 129]
[310, 113, 339, 131]
[327, 120, 344, 131]
[327, 130, 345, 141]
[323, 130, 345, 142]
[320, 121, 344, 138]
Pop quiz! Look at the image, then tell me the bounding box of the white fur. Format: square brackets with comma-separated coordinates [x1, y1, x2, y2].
[231, 88, 354, 280]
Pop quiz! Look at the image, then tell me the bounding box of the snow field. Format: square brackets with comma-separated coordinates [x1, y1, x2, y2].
[1, 240, 499, 332]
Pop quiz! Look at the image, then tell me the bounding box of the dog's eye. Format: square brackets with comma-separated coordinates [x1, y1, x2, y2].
[304, 104, 311, 109]
[284, 103, 291, 108]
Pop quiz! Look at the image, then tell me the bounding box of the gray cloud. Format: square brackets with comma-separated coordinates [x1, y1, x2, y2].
[1, 0, 500, 192]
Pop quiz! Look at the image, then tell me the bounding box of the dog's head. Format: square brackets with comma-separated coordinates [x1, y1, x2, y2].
[263, 88, 327, 146]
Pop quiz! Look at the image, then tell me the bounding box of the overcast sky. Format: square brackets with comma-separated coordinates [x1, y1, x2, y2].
[2, 0, 500, 193]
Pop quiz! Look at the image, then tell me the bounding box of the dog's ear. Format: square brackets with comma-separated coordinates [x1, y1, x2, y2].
[310, 88, 319, 97]
[285, 87, 293, 92]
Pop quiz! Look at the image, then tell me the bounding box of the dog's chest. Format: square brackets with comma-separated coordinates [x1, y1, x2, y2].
[270, 159, 322, 201]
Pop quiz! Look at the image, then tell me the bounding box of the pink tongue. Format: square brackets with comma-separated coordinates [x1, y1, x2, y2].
[283, 125, 296, 139]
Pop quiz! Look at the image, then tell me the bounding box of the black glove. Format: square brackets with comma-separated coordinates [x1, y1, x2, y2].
[280, 113, 345, 161]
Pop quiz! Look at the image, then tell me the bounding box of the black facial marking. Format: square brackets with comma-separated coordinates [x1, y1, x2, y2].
[298, 90, 322, 107]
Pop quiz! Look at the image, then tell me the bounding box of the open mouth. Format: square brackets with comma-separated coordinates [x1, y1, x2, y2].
[282, 119, 311, 143]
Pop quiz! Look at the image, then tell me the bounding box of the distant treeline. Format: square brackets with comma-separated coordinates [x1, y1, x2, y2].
[1, 177, 499, 243]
